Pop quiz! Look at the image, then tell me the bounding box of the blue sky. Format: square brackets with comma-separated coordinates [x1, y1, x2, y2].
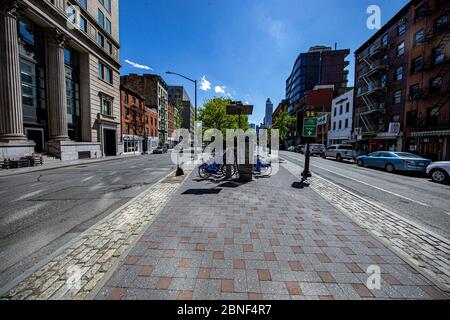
[119, 0, 409, 124]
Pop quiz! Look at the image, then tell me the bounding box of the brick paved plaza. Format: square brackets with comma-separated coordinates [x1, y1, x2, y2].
[95, 166, 448, 300]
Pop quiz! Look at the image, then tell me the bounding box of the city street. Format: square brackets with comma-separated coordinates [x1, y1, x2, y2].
[0, 154, 175, 287]
[280, 151, 450, 240]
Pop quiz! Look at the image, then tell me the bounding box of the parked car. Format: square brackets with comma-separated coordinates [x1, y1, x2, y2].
[356, 152, 432, 173]
[295, 145, 305, 154]
[309, 144, 326, 156]
[153, 146, 168, 154]
[322, 144, 357, 162]
[426, 161, 450, 184]
[288, 146, 296, 152]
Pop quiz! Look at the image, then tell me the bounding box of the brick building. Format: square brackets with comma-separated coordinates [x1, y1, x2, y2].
[120, 85, 158, 154]
[353, 0, 449, 160]
[354, 4, 412, 153]
[405, 0, 450, 161]
[121, 74, 169, 145]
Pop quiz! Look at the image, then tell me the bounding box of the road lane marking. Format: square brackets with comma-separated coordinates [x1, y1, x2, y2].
[13, 190, 44, 202]
[281, 154, 432, 208]
[81, 176, 94, 182]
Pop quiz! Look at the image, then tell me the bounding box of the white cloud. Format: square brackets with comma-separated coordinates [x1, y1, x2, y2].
[214, 86, 226, 94]
[200, 76, 212, 91]
[124, 59, 153, 70]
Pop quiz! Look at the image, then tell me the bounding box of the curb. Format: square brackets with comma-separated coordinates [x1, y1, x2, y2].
[0, 155, 142, 178]
[87, 168, 195, 300]
[0, 166, 184, 298]
[281, 157, 450, 294]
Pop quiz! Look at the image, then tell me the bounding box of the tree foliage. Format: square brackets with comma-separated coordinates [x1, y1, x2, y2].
[272, 110, 296, 141]
[198, 97, 249, 136]
[174, 99, 184, 130]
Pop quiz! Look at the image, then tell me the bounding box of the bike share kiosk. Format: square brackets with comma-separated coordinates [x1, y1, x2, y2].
[226, 102, 254, 181]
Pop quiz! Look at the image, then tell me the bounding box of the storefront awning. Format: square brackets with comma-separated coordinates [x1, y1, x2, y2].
[412, 130, 450, 138]
[375, 132, 403, 140]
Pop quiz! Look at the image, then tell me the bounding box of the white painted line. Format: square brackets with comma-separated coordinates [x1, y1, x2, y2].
[13, 190, 43, 202]
[281, 154, 432, 208]
[446, 212, 450, 216]
[81, 176, 94, 182]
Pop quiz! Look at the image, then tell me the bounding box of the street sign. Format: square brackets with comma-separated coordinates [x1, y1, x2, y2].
[303, 117, 318, 138]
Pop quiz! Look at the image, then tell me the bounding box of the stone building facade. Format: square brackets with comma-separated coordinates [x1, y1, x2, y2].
[0, 0, 122, 160]
[121, 74, 169, 145]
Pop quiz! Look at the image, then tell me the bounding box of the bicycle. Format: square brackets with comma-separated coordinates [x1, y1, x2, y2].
[254, 156, 272, 176]
[198, 160, 228, 179]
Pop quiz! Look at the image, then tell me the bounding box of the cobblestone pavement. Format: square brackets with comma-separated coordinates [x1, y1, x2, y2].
[96, 166, 448, 300]
[282, 160, 450, 293]
[0, 171, 185, 300]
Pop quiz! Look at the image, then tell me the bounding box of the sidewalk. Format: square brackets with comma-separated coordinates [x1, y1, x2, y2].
[0, 154, 141, 177]
[95, 165, 448, 300]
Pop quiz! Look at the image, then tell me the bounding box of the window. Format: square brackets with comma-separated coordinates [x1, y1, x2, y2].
[394, 66, 404, 81]
[333, 122, 336, 130]
[338, 120, 342, 130]
[105, 18, 111, 35]
[333, 108, 336, 117]
[101, 97, 112, 116]
[393, 90, 402, 104]
[407, 111, 417, 127]
[392, 114, 400, 122]
[435, 15, 448, 31]
[397, 42, 405, 57]
[106, 41, 112, 54]
[381, 34, 388, 47]
[99, 0, 111, 13]
[79, 16, 87, 32]
[78, 0, 87, 8]
[409, 84, 421, 101]
[97, 33, 104, 47]
[125, 123, 129, 134]
[98, 61, 113, 84]
[346, 102, 350, 113]
[380, 74, 387, 87]
[429, 76, 442, 94]
[339, 105, 343, 115]
[411, 56, 423, 73]
[98, 9, 104, 27]
[427, 107, 439, 126]
[414, 29, 425, 45]
[433, 48, 444, 65]
[397, 23, 407, 36]
[345, 119, 349, 129]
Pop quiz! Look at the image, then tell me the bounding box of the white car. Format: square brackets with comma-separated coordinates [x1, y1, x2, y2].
[426, 161, 450, 184]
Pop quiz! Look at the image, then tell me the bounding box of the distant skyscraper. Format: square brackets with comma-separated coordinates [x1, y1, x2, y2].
[265, 99, 273, 128]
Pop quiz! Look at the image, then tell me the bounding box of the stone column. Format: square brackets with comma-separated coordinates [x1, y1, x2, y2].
[0, 1, 26, 142]
[46, 29, 70, 149]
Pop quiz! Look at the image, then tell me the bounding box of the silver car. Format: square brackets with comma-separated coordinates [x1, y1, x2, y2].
[322, 144, 357, 162]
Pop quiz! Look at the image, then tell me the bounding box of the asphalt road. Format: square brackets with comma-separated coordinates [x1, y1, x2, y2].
[280, 151, 450, 240]
[0, 154, 175, 286]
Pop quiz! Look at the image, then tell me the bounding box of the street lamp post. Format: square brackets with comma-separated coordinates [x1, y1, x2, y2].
[165, 71, 197, 122]
[302, 106, 316, 180]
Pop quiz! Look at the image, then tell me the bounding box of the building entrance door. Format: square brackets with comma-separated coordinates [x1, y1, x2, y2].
[103, 129, 117, 156]
[26, 128, 45, 153]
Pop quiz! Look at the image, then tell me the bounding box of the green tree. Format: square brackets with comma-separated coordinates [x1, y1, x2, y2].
[198, 97, 249, 137]
[272, 110, 296, 144]
[174, 98, 184, 130]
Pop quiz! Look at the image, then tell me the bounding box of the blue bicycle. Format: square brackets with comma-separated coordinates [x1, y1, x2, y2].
[198, 160, 227, 178]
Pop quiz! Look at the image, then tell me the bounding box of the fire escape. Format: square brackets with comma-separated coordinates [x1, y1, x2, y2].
[412, 1, 450, 130]
[356, 45, 389, 133]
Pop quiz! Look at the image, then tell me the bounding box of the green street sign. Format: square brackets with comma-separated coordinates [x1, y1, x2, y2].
[303, 117, 318, 138]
